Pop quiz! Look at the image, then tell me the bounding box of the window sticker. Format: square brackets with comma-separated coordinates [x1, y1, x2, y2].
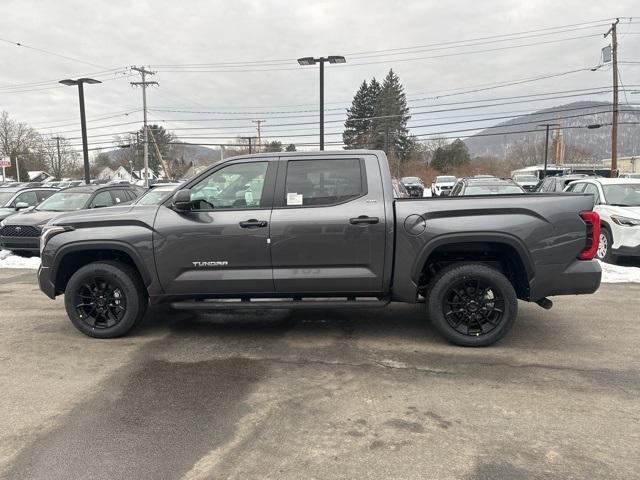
[287, 192, 303, 205]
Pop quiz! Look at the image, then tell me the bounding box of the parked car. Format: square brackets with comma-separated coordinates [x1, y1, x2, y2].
[619, 173, 640, 179]
[0, 184, 142, 257]
[537, 174, 594, 193]
[512, 174, 540, 192]
[391, 178, 409, 198]
[431, 175, 457, 196]
[38, 150, 600, 346]
[450, 178, 525, 196]
[399, 176, 424, 197]
[565, 178, 640, 263]
[0, 186, 58, 222]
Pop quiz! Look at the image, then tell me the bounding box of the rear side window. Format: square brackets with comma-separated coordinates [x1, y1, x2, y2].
[285, 159, 364, 207]
[111, 189, 129, 204]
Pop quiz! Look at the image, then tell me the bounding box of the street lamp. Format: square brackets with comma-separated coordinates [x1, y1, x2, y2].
[59, 77, 102, 184]
[297, 55, 346, 150]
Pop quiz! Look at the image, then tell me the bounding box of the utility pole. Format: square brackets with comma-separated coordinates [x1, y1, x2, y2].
[538, 123, 560, 178]
[241, 137, 253, 154]
[131, 66, 158, 187]
[53, 136, 62, 179]
[252, 120, 265, 152]
[605, 18, 620, 177]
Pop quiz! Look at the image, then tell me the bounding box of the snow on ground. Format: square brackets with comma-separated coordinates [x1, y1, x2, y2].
[1, 251, 639, 283]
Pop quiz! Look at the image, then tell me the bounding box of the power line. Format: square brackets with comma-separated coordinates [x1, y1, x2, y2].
[0, 37, 112, 70]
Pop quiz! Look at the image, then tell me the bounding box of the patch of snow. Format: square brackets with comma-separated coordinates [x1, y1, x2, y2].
[598, 260, 640, 283]
[0, 251, 41, 269]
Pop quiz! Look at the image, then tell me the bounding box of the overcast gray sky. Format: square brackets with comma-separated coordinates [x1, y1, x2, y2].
[1, 0, 638, 152]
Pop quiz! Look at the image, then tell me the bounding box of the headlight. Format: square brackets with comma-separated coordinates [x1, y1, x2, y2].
[611, 215, 640, 227]
[39, 226, 68, 254]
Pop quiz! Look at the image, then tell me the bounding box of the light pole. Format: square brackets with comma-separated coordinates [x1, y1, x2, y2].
[538, 123, 560, 178]
[297, 56, 346, 150]
[59, 78, 102, 184]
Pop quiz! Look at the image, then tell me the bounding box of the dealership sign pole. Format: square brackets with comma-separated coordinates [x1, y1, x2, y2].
[0, 156, 11, 182]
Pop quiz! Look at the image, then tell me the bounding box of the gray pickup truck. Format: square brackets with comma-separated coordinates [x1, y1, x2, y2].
[37, 150, 601, 346]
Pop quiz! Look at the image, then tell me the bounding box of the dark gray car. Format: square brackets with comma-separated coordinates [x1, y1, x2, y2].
[37, 151, 601, 347]
[0, 186, 58, 222]
[0, 185, 141, 257]
[450, 178, 525, 196]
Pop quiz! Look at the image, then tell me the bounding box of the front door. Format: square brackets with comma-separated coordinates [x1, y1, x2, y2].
[269, 155, 387, 295]
[154, 159, 276, 296]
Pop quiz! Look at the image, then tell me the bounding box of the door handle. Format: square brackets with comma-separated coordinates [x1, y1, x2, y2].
[239, 219, 268, 229]
[349, 215, 379, 225]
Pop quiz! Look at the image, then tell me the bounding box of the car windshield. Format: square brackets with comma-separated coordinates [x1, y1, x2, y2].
[603, 184, 640, 206]
[465, 185, 524, 195]
[136, 188, 175, 205]
[0, 192, 15, 206]
[514, 175, 538, 183]
[37, 191, 91, 211]
[401, 177, 421, 183]
[436, 176, 456, 183]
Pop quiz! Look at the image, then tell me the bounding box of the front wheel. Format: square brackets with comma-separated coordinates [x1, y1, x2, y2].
[64, 261, 148, 338]
[426, 264, 518, 347]
[596, 228, 616, 264]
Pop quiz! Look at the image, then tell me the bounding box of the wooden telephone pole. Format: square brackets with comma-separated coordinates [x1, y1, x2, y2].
[131, 66, 158, 187]
[605, 18, 620, 177]
[252, 120, 265, 152]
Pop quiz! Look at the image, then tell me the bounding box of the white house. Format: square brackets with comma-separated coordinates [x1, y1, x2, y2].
[96, 166, 115, 181]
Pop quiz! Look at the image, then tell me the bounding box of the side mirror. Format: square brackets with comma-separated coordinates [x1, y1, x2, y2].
[15, 202, 29, 211]
[172, 189, 193, 211]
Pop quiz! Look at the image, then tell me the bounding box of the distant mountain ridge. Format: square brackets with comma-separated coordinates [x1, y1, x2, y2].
[464, 101, 640, 160]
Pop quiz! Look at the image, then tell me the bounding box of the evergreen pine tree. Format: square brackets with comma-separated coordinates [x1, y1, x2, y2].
[371, 69, 415, 160]
[343, 80, 372, 149]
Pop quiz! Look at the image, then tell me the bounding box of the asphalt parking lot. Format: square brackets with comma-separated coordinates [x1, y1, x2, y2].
[0, 268, 638, 480]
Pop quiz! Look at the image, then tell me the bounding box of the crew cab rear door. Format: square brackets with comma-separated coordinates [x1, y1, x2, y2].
[153, 158, 277, 295]
[269, 154, 387, 294]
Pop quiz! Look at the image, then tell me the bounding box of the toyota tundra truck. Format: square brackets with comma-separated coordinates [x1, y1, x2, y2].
[37, 150, 602, 346]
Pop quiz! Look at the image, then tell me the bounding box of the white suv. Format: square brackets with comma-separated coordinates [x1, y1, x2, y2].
[565, 178, 640, 263]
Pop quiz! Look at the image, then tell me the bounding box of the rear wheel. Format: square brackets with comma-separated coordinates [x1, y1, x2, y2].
[426, 264, 518, 347]
[64, 261, 147, 338]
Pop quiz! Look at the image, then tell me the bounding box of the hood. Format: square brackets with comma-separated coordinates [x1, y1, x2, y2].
[515, 180, 539, 187]
[0, 208, 19, 222]
[435, 182, 456, 188]
[600, 205, 640, 219]
[49, 204, 160, 227]
[1, 209, 63, 227]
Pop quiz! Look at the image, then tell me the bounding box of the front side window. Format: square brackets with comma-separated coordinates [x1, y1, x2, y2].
[285, 159, 364, 207]
[189, 161, 268, 210]
[90, 191, 115, 208]
[13, 191, 38, 206]
[583, 184, 601, 204]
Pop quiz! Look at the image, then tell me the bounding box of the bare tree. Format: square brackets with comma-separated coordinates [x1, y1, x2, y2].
[36, 135, 79, 179]
[0, 111, 39, 179]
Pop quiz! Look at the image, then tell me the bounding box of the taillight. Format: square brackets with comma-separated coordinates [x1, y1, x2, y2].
[579, 211, 600, 260]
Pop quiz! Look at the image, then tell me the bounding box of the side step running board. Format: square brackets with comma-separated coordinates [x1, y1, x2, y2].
[170, 298, 390, 311]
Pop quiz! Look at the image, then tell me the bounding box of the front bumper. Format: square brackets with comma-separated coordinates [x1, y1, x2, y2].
[405, 186, 424, 197]
[0, 236, 40, 254]
[38, 265, 56, 299]
[529, 260, 601, 301]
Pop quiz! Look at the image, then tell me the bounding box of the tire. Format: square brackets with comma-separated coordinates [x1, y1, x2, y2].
[64, 261, 148, 338]
[426, 264, 518, 347]
[596, 227, 616, 264]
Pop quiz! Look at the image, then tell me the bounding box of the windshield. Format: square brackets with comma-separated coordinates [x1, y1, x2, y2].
[0, 192, 15, 206]
[436, 176, 456, 183]
[401, 177, 421, 183]
[603, 184, 640, 206]
[514, 175, 538, 183]
[37, 191, 91, 211]
[465, 185, 524, 195]
[136, 188, 175, 205]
